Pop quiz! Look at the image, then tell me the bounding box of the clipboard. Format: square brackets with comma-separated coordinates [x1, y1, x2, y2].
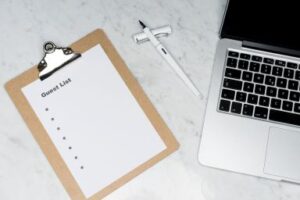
[5, 29, 179, 200]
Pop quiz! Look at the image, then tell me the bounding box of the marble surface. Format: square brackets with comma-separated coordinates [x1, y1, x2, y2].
[1, 0, 300, 199]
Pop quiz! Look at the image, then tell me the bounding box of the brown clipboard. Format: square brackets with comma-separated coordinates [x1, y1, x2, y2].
[5, 29, 179, 200]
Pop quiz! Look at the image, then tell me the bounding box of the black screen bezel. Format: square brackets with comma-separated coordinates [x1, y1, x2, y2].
[220, 0, 300, 53]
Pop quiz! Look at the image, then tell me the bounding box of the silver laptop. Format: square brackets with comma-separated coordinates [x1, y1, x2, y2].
[199, 0, 300, 183]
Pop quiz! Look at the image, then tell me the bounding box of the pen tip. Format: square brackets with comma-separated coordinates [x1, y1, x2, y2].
[138, 20, 146, 28]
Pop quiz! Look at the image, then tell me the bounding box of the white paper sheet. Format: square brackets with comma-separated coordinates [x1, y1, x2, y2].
[22, 45, 166, 198]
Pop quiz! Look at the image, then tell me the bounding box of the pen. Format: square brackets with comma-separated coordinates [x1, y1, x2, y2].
[139, 20, 201, 97]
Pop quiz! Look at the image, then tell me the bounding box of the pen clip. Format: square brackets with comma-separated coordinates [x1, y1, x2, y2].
[133, 25, 172, 44]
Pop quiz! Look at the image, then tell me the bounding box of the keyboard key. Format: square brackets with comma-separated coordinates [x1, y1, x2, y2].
[254, 106, 268, 119]
[276, 78, 287, 88]
[240, 53, 251, 60]
[231, 102, 242, 114]
[227, 58, 237, 68]
[242, 71, 253, 81]
[271, 98, 281, 109]
[266, 87, 277, 97]
[221, 89, 235, 100]
[288, 80, 299, 90]
[236, 92, 247, 102]
[252, 55, 262, 62]
[254, 73, 264, 83]
[269, 109, 300, 126]
[243, 82, 254, 92]
[228, 51, 239, 57]
[219, 99, 230, 111]
[290, 91, 300, 101]
[243, 104, 254, 116]
[294, 103, 300, 113]
[261, 64, 271, 74]
[264, 58, 274, 64]
[282, 101, 293, 111]
[272, 66, 283, 76]
[278, 89, 288, 99]
[249, 62, 260, 72]
[265, 76, 275, 86]
[275, 60, 286, 66]
[255, 84, 265, 95]
[284, 68, 294, 79]
[225, 68, 241, 79]
[259, 96, 270, 107]
[287, 62, 297, 69]
[238, 60, 249, 70]
[248, 94, 258, 104]
[223, 78, 242, 90]
[296, 71, 300, 80]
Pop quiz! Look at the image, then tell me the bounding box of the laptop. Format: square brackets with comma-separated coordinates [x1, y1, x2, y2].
[199, 0, 300, 183]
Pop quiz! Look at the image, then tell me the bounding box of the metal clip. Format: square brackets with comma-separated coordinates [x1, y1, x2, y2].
[38, 42, 81, 80]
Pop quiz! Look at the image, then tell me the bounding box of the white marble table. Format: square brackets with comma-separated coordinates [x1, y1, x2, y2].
[1, 0, 300, 199]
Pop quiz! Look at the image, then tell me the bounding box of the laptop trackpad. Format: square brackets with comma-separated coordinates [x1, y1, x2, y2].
[264, 127, 300, 180]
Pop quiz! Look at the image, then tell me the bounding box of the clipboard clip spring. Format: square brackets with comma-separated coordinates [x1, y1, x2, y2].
[38, 42, 81, 81]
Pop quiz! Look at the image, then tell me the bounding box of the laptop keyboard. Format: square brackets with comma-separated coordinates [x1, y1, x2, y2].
[219, 49, 300, 126]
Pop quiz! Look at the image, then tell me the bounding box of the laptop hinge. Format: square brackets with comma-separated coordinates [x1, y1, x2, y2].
[242, 41, 300, 58]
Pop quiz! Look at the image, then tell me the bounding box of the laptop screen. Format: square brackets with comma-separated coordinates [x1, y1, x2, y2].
[221, 0, 300, 51]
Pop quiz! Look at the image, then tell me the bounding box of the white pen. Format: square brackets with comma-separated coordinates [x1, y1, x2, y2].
[139, 20, 201, 97]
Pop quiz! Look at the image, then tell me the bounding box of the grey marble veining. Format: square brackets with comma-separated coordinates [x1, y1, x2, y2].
[0, 0, 300, 199]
